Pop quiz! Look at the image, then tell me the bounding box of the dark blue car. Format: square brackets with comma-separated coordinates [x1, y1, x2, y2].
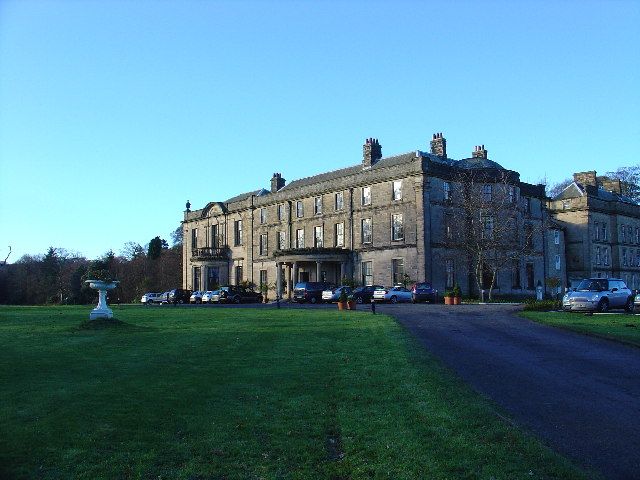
[410, 282, 437, 303]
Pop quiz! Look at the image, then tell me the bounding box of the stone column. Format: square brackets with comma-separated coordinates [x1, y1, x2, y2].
[316, 261, 322, 282]
[276, 262, 283, 299]
[293, 262, 299, 285]
[286, 263, 292, 299]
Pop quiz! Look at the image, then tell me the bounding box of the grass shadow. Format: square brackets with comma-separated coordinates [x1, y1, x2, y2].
[74, 318, 155, 332]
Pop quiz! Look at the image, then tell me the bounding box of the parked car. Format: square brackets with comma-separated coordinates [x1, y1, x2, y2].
[562, 278, 633, 313]
[168, 288, 192, 304]
[411, 282, 437, 303]
[141, 292, 163, 304]
[350, 285, 384, 304]
[189, 291, 204, 304]
[212, 286, 262, 304]
[293, 282, 334, 303]
[373, 285, 413, 303]
[321, 286, 352, 303]
[201, 290, 219, 304]
[159, 291, 171, 304]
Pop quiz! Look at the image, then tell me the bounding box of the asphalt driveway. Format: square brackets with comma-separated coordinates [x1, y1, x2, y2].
[373, 303, 640, 479]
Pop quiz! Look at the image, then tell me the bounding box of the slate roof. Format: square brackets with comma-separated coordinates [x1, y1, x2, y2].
[554, 181, 636, 204]
[456, 157, 505, 170]
[224, 189, 267, 204]
[280, 152, 420, 191]
[224, 150, 506, 202]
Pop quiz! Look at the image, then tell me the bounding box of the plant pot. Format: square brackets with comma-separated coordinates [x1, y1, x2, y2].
[453, 296, 461, 305]
[444, 296, 453, 305]
[347, 300, 356, 310]
[337, 301, 347, 310]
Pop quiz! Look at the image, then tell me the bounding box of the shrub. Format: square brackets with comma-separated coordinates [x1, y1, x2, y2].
[523, 299, 561, 311]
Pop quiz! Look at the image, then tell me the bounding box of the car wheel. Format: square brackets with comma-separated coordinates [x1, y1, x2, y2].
[356, 296, 363, 304]
[625, 298, 634, 313]
[390, 296, 398, 304]
[310, 297, 317, 304]
[234, 296, 241, 304]
[147, 300, 153, 305]
[597, 299, 609, 313]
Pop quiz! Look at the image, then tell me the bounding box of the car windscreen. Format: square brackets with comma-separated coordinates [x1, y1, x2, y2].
[576, 279, 608, 291]
[415, 283, 431, 289]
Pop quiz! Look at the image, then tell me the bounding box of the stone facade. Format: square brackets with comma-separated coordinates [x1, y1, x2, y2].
[182, 133, 567, 298]
[549, 172, 640, 289]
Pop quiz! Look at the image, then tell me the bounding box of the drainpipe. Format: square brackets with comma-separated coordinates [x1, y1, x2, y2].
[349, 188, 354, 279]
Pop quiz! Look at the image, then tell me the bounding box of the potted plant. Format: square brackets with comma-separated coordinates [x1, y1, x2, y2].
[337, 288, 348, 310]
[347, 294, 357, 310]
[444, 290, 454, 305]
[452, 284, 462, 305]
[259, 282, 270, 303]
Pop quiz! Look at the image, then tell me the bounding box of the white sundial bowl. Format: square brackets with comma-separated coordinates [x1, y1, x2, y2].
[85, 280, 120, 320]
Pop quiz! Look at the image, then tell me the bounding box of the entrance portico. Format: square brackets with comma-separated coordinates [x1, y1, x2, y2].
[273, 248, 350, 299]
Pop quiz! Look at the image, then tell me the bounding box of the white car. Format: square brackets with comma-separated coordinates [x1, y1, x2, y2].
[189, 291, 204, 304]
[201, 290, 218, 304]
[141, 292, 163, 304]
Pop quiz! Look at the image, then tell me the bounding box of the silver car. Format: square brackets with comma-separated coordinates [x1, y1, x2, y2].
[563, 278, 633, 313]
[373, 286, 413, 304]
[321, 286, 352, 303]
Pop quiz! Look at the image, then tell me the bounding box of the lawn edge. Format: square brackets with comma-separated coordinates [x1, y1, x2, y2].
[519, 311, 640, 349]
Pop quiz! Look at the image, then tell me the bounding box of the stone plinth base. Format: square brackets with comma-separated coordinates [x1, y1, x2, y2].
[89, 308, 114, 320]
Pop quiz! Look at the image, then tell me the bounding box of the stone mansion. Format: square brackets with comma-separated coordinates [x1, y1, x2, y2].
[181, 133, 639, 297]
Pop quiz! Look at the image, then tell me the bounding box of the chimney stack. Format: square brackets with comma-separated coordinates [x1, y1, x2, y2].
[573, 171, 597, 187]
[472, 145, 488, 159]
[430, 132, 447, 157]
[363, 138, 382, 169]
[270, 173, 286, 192]
[600, 178, 622, 194]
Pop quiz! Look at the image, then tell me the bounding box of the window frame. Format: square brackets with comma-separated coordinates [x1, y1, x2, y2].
[296, 228, 305, 248]
[277, 231, 286, 251]
[335, 222, 344, 247]
[361, 218, 372, 244]
[314, 196, 322, 215]
[446, 259, 455, 289]
[296, 200, 304, 218]
[362, 261, 373, 286]
[361, 186, 371, 206]
[392, 180, 402, 201]
[314, 225, 323, 248]
[259, 233, 268, 256]
[392, 258, 405, 285]
[482, 184, 492, 202]
[335, 192, 344, 211]
[391, 213, 404, 241]
[234, 220, 243, 246]
[443, 181, 451, 201]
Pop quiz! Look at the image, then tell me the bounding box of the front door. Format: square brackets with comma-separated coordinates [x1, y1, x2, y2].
[299, 271, 310, 282]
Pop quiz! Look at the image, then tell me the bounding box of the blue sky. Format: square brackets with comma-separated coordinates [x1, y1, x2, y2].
[1, 0, 638, 263]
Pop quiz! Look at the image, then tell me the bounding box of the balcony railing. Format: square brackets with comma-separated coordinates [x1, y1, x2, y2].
[191, 247, 229, 260]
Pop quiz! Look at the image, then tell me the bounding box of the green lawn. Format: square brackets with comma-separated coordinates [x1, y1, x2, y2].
[0, 305, 587, 480]
[521, 310, 640, 347]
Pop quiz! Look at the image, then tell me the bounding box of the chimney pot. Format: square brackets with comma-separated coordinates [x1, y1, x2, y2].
[430, 132, 447, 157]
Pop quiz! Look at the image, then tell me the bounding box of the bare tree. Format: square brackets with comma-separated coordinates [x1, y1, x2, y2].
[443, 168, 541, 300]
[547, 177, 573, 199]
[604, 165, 640, 203]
